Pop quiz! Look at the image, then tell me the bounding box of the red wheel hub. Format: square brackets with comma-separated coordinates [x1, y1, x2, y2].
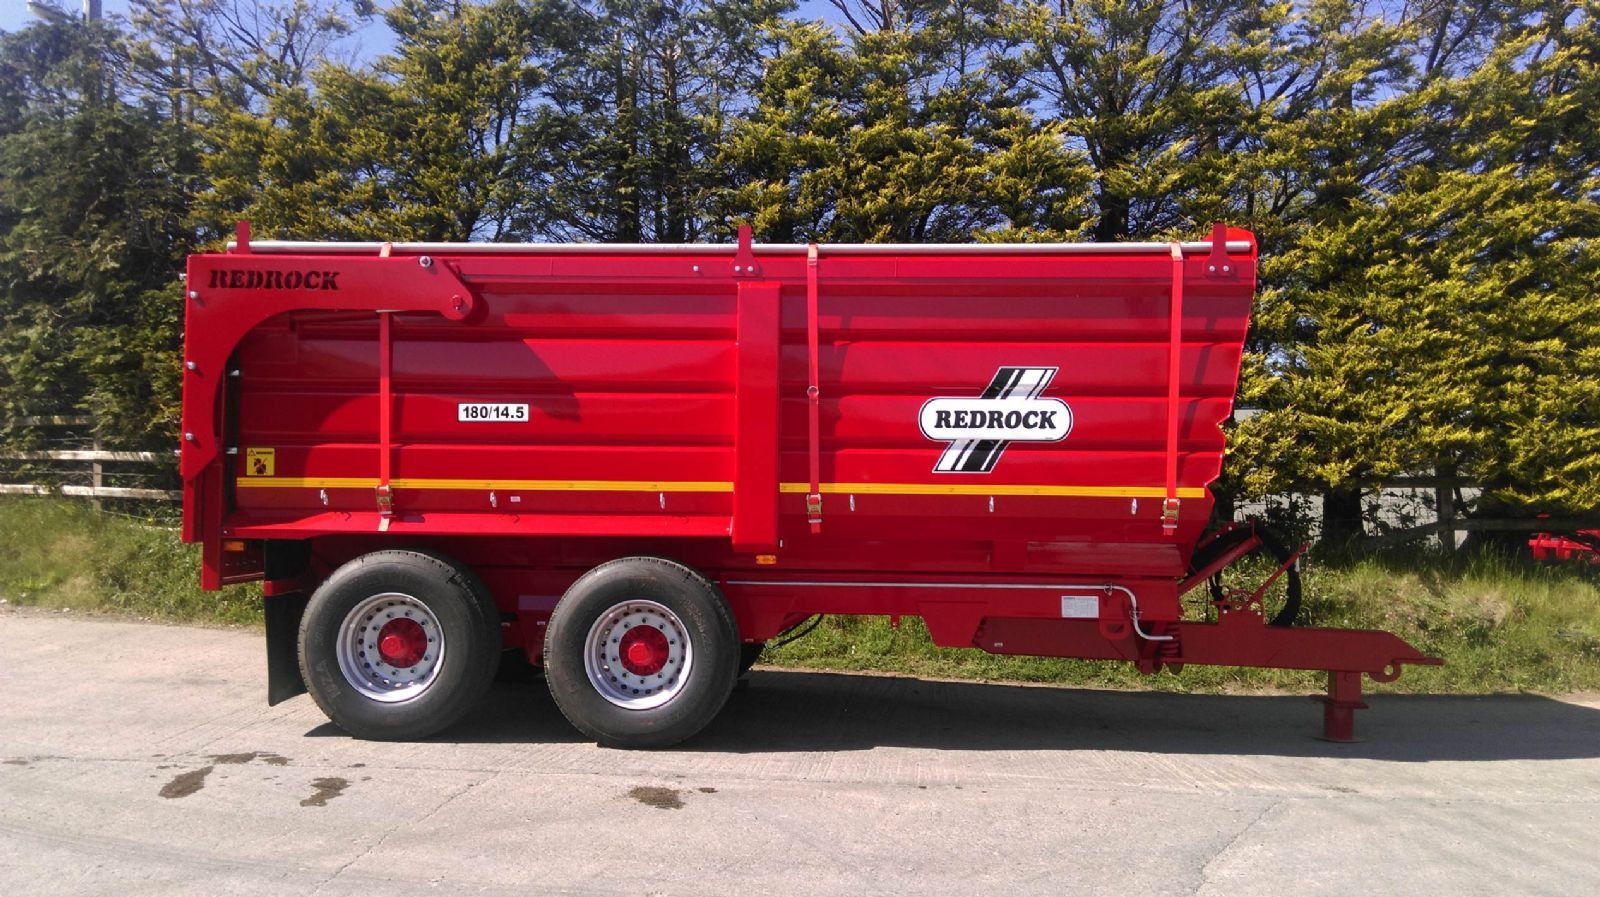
[377, 618, 428, 668]
[618, 625, 671, 676]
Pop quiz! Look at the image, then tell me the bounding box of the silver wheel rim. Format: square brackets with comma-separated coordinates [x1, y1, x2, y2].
[335, 592, 445, 703]
[582, 599, 693, 710]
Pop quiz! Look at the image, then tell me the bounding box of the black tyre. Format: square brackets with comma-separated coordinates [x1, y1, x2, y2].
[544, 557, 739, 749]
[1190, 523, 1303, 627]
[738, 641, 766, 676]
[298, 549, 501, 740]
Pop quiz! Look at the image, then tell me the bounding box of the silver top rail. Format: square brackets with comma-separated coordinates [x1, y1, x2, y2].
[225, 239, 1253, 256]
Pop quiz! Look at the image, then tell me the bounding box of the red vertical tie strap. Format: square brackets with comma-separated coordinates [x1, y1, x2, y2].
[806, 243, 823, 533]
[377, 312, 394, 526]
[1163, 243, 1184, 535]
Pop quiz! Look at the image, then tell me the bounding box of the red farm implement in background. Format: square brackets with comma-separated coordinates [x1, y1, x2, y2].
[180, 222, 1438, 747]
[1530, 530, 1600, 564]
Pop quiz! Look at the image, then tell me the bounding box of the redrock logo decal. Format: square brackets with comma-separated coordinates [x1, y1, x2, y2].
[919, 366, 1072, 473]
[206, 269, 341, 290]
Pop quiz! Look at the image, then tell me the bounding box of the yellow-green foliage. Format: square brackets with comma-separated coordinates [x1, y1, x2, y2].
[1233, 16, 1600, 513]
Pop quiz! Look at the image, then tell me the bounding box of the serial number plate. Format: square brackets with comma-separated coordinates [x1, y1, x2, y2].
[1060, 595, 1100, 619]
[457, 403, 529, 422]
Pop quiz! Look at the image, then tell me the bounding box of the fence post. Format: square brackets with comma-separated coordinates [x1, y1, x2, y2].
[90, 431, 103, 513]
[1435, 466, 1458, 552]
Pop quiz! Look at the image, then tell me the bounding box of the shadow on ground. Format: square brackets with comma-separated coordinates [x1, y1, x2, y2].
[310, 669, 1600, 762]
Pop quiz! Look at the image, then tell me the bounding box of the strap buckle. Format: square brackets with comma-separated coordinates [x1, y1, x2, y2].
[1161, 497, 1181, 532]
[805, 493, 823, 524]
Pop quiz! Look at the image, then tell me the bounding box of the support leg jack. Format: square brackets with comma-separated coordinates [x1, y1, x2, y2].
[1313, 670, 1368, 742]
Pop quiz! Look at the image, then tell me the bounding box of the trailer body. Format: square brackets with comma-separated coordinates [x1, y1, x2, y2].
[182, 224, 1436, 745]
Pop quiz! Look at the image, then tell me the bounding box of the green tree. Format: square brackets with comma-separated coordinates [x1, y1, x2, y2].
[129, 0, 371, 114]
[197, 0, 557, 241]
[1231, 1, 1600, 545]
[1014, 0, 1264, 242]
[719, 3, 1092, 242]
[0, 20, 200, 450]
[524, 0, 796, 242]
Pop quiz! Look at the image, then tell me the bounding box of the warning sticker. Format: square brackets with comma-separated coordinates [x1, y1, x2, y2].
[245, 448, 275, 477]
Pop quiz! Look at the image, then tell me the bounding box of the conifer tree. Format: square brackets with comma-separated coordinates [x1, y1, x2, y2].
[523, 0, 795, 242]
[1231, 1, 1600, 542]
[195, 0, 559, 241]
[719, 2, 1092, 242]
[0, 20, 200, 449]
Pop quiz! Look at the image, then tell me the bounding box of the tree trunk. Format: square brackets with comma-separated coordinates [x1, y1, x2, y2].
[1319, 485, 1366, 554]
[612, 39, 642, 242]
[1093, 188, 1129, 242]
[1434, 463, 1458, 554]
[1209, 481, 1237, 529]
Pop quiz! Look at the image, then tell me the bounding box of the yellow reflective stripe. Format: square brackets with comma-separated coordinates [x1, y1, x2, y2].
[237, 476, 1204, 499]
[236, 477, 376, 489]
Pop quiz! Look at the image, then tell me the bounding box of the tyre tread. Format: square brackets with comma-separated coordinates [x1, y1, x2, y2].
[543, 556, 739, 749]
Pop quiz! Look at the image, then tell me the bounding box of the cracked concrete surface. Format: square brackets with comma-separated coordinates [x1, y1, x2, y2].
[2, 611, 1597, 896]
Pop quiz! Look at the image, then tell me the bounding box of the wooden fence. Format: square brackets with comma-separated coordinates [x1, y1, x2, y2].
[1217, 476, 1597, 550]
[0, 415, 179, 502]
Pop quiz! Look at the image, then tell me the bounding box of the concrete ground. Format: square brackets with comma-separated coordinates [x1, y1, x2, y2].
[2, 610, 1597, 897]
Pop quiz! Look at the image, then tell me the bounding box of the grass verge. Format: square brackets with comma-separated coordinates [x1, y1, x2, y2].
[763, 553, 1600, 694]
[0, 497, 259, 625]
[3, 497, 1596, 693]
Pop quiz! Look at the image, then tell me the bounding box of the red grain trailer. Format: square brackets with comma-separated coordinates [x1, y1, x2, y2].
[181, 222, 1437, 747]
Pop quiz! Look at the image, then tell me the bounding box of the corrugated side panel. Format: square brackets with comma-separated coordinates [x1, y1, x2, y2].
[771, 258, 1247, 573]
[227, 248, 1250, 577]
[232, 282, 740, 520]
